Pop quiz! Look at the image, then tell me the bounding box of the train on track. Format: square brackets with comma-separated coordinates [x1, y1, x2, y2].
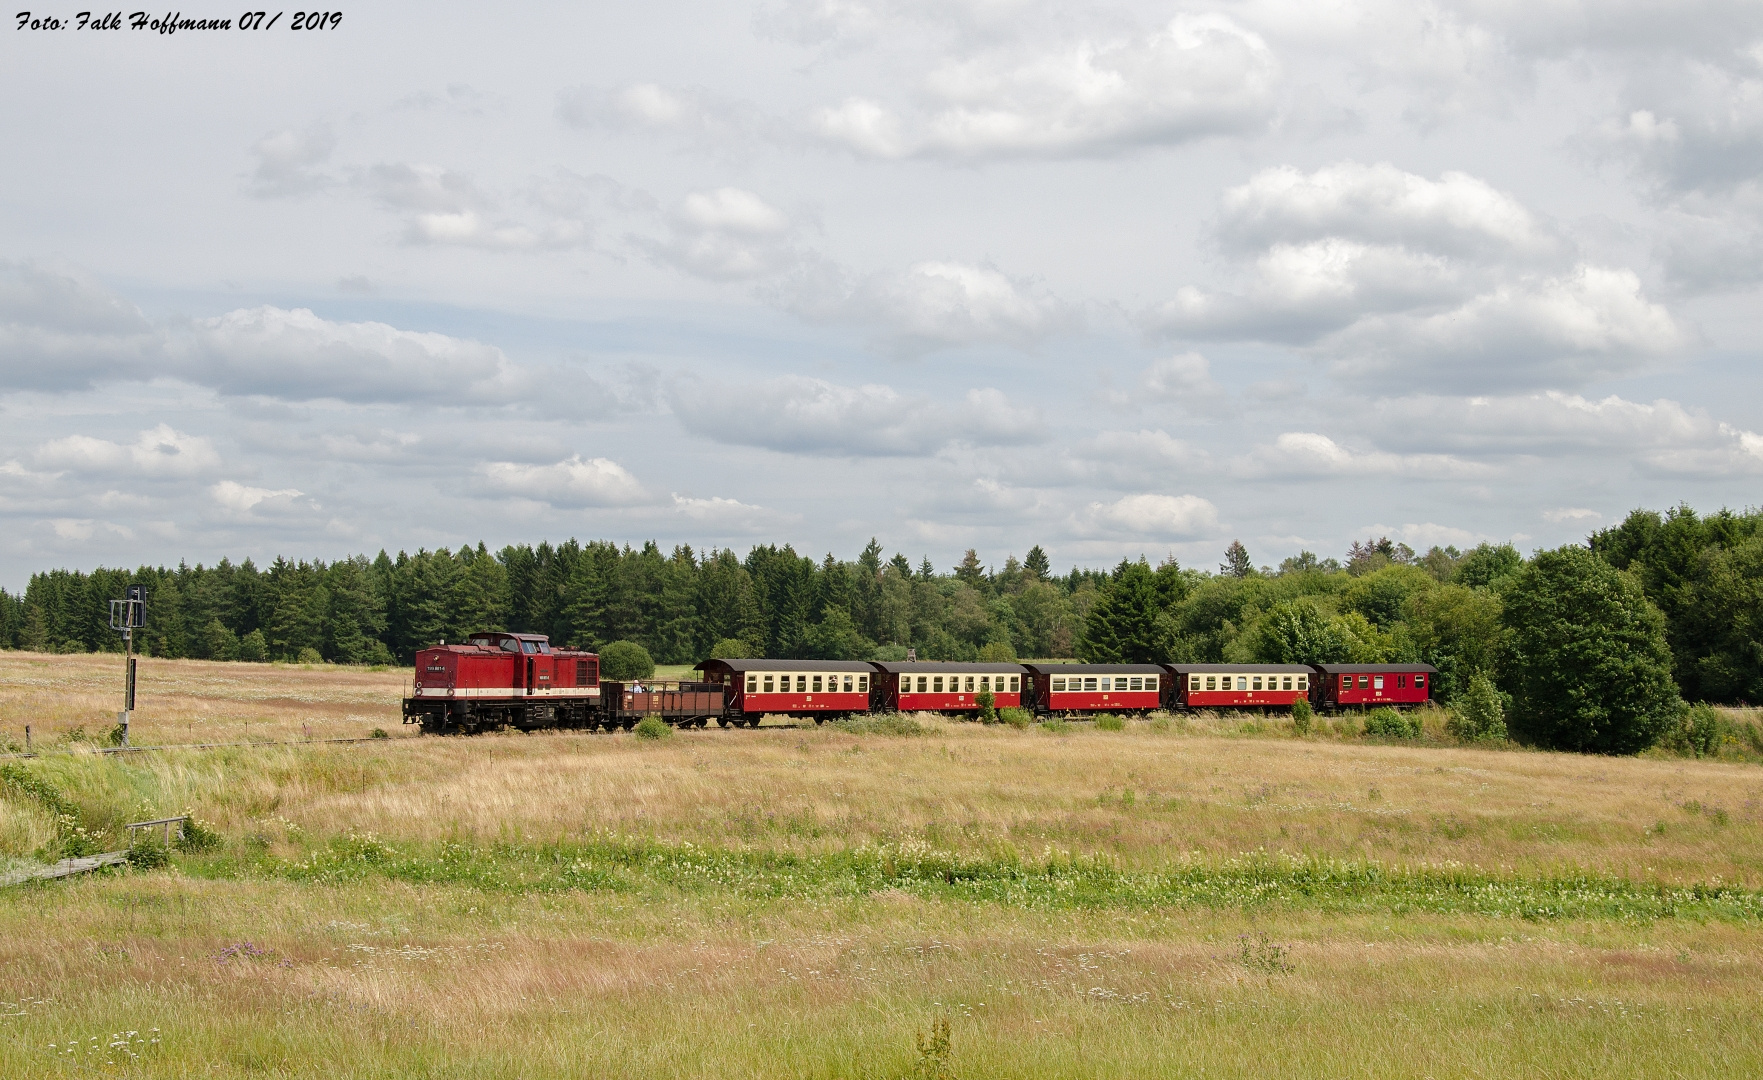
[401, 631, 1435, 735]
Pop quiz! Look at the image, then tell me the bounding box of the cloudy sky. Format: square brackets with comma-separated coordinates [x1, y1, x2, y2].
[3, 1, 1762, 587]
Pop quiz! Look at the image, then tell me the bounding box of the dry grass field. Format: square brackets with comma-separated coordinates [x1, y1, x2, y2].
[3, 650, 1763, 1077]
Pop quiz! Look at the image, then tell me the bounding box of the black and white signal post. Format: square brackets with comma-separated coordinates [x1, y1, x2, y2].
[108, 584, 145, 747]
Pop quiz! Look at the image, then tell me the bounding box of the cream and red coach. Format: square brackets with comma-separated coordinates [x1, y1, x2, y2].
[1167, 663, 1312, 710]
[1023, 663, 1164, 715]
[403, 632, 600, 733]
[695, 658, 875, 726]
[870, 661, 1025, 714]
[1315, 663, 1436, 710]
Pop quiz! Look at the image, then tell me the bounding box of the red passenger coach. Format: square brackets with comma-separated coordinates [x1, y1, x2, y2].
[1168, 664, 1312, 711]
[695, 659, 875, 726]
[872, 662, 1025, 715]
[1316, 663, 1435, 710]
[403, 632, 600, 734]
[1023, 664, 1164, 715]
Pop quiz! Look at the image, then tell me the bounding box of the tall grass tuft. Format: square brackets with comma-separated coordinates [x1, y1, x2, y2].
[1095, 713, 1125, 732]
[1291, 698, 1312, 736]
[910, 1017, 955, 1079]
[633, 716, 672, 740]
[832, 713, 927, 736]
[1364, 708, 1420, 739]
[998, 707, 1031, 729]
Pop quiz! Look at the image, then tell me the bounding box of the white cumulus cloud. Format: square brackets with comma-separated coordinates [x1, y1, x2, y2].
[477, 455, 648, 508]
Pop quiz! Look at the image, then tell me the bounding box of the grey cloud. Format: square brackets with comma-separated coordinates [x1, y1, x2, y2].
[248, 122, 336, 197]
[779, 257, 1075, 352]
[1153, 163, 1688, 389]
[669, 375, 1043, 457]
[811, 13, 1278, 159]
[638, 187, 805, 281]
[1213, 162, 1561, 260]
[176, 306, 537, 405]
[1357, 391, 1763, 475]
[0, 259, 160, 390]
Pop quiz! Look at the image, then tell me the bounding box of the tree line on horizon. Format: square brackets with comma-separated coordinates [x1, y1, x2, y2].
[0, 504, 1758, 748]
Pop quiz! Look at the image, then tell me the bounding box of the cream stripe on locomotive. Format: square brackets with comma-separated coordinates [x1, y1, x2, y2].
[409, 687, 602, 694]
[1185, 672, 1308, 692]
[743, 672, 871, 694]
[1049, 674, 1157, 693]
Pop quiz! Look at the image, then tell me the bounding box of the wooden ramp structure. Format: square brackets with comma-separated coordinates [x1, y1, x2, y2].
[0, 816, 185, 887]
[0, 851, 127, 887]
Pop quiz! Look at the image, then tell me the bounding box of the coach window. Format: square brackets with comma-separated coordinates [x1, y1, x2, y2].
[763, 676, 775, 692]
[1052, 677, 1066, 692]
[1414, 674, 1425, 688]
[1373, 675, 1384, 690]
[1298, 675, 1308, 690]
[1233, 676, 1244, 690]
[1358, 675, 1370, 688]
[858, 675, 869, 692]
[1204, 676, 1215, 690]
[812, 675, 823, 692]
[795, 675, 806, 692]
[979, 675, 991, 692]
[1008, 676, 1019, 692]
[1252, 676, 1263, 691]
[964, 676, 975, 692]
[1082, 677, 1096, 692]
[919, 676, 930, 693]
[1128, 677, 1142, 691]
[931, 676, 943, 693]
[1147, 675, 1158, 692]
[747, 675, 758, 693]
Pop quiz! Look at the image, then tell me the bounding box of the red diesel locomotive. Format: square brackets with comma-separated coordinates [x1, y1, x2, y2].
[403, 632, 601, 734]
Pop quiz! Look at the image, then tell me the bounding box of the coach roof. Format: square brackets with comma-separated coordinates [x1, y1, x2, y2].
[1313, 663, 1438, 673]
[1165, 663, 1315, 673]
[870, 661, 1027, 673]
[694, 659, 875, 673]
[1020, 663, 1165, 674]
